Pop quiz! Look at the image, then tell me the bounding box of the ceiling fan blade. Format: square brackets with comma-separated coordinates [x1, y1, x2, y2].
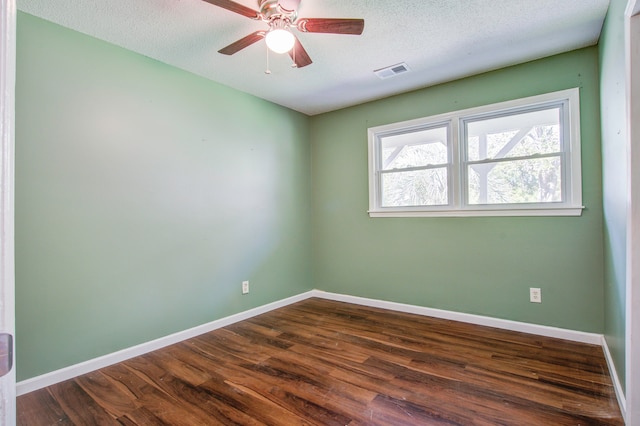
[201, 0, 260, 19]
[218, 31, 265, 55]
[297, 18, 364, 35]
[289, 36, 312, 68]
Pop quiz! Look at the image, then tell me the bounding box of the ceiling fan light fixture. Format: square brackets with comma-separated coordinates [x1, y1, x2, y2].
[265, 28, 295, 54]
[211, 0, 365, 68]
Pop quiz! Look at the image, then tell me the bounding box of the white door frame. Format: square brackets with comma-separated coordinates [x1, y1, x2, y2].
[0, 0, 16, 425]
[626, 1, 640, 424]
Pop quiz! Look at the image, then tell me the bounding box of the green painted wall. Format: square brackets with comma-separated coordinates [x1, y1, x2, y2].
[311, 48, 604, 333]
[599, 0, 629, 391]
[15, 13, 312, 381]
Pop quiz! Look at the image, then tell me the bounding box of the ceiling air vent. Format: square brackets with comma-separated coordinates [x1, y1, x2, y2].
[374, 62, 410, 79]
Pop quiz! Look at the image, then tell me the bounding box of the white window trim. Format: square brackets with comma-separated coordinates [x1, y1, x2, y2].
[368, 88, 584, 218]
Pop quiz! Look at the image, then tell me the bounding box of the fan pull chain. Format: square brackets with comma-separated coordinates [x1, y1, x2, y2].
[265, 43, 271, 75]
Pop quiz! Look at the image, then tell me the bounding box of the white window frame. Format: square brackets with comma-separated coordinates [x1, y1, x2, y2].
[367, 88, 584, 217]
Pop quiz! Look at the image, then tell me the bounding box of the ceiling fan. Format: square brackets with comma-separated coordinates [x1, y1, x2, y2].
[204, 0, 365, 68]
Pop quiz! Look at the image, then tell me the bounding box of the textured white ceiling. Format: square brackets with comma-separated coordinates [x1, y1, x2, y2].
[17, 0, 610, 115]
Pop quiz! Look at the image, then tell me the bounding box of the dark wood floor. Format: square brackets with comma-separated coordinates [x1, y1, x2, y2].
[17, 298, 624, 425]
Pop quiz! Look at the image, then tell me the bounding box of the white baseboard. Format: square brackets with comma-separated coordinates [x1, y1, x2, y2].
[18, 288, 615, 406]
[310, 290, 604, 345]
[16, 291, 315, 396]
[602, 335, 627, 421]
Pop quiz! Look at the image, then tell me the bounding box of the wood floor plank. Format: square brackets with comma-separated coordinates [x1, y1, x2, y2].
[16, 388, 74, 426]
[74, 371, 140, 419]
[198, 377, 314, 425]
[116, 407, 171, 426]
[47, 380, 120, 425]
[17, 298, 624, 425]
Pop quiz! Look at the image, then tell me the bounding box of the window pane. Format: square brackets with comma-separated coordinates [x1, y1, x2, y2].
[466, 108, 561, 161]
[468, 157, 561, 205]
[381, 126, 448, 170]
[382, 168, 448, 207]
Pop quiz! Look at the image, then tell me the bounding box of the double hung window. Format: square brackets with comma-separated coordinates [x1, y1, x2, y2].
[368, 88, 583, 217]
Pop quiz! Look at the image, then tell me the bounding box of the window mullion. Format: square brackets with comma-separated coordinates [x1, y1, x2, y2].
[450, 119, 461, 209]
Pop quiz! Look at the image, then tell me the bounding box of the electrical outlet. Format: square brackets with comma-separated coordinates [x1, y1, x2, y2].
[242, 281, 249, 295]
[530, 287, 542, 303]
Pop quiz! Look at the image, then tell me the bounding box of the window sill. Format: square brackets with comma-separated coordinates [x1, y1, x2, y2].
[368, 206, 585, 218]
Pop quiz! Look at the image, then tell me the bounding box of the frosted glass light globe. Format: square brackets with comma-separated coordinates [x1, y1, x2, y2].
[265, 29, 295, 54]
